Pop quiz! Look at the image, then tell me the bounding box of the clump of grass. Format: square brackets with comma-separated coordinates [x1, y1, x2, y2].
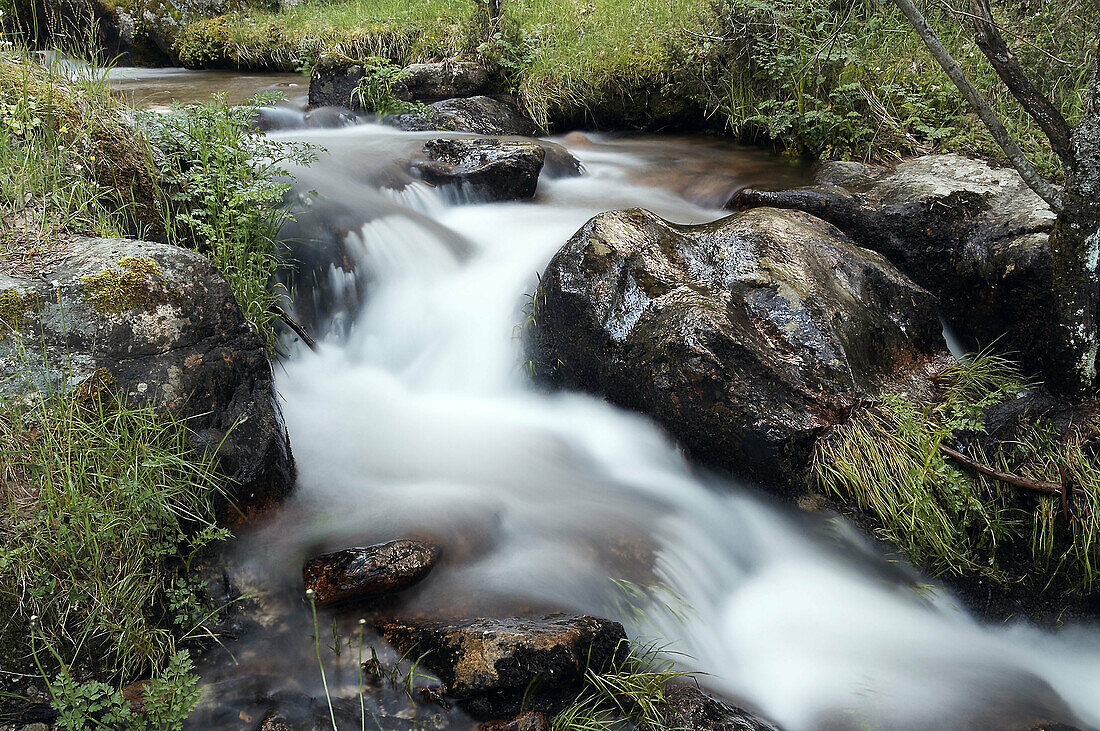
[0, 380, 229, 679]
[815, 351, 1100, 593]
[553, 641, 689, 731]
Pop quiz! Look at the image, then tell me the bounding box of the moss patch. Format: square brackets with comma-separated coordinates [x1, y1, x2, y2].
[0, 287, 41, 334]
[80, 256, 168, 315]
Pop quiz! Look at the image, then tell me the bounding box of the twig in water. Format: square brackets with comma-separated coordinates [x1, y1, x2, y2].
[269, 304, 318, 351]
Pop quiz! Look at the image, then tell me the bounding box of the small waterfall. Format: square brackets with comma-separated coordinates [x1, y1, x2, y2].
[253, 129, 1100, 730]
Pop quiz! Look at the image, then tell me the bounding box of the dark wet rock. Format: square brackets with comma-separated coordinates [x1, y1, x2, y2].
[392, 60, 495, 103]
[0, 237, 294, 520]
[661, 686, 781, 731]
[411, 138, 545, 202]
[530, 207, 945, 489]
[387, 96, 539, 137]
[479, 711, 552, 731]
[308, 55, 366, 111]
[302, 539, 441, 606]
[376, 614, 627, 718]
[251, 106, 307, 133]
[310, 57, 496, 112]
[730, 154, 1057, 376]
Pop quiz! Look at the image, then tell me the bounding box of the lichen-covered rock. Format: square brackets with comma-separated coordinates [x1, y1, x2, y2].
[387, 96, 539, 137]
[661, 686, 782, 731]
[375, 614, 626, 718]
[302, 539, 441, 606]
[730, 154, 1057, 375]
[0, 237, 293, 519]
[530, 207, 946, 488]
[411, 138, 546, 201]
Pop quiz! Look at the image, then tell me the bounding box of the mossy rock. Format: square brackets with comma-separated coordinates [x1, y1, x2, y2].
[80, 256, 174, 315]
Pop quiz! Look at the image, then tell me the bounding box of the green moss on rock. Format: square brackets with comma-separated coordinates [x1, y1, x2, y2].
[81, 256, 168, 314]
[0, 288, 41, 334]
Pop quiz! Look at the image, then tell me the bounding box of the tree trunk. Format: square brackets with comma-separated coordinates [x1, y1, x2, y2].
[1048, 66, 1100, 397]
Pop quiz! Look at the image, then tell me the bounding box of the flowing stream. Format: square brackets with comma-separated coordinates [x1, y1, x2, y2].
[110, 71, 1100, 730]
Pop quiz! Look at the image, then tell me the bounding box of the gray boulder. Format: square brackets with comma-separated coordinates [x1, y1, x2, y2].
[530, 207, 946, 489]
[376, 614, 626, 719]
[387, 96, 539, 137]
[392, 60, 495, 102]
[411, 138, 546, 201]
[730, 154, 1057, 375]
[0, 237, 293, 519]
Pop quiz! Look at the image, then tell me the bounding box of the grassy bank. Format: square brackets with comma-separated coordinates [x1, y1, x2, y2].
[816, 353, 1100, 604]
[164, 0, 1096, 171]
[0, 47, 309, 725]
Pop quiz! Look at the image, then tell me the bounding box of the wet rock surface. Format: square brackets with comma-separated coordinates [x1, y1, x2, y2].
[387, 96, 539, 137]
[411, 138, 546, 201]
[0, 237, 293, 519]
[530, 207, 946, 488]
[661, 686, 782, 731]
[392, 61, 496, 103]
[302, 539, 441, 606]
[309, 57, 497, 111]
[375, 614, 627, 718]
[479, 711, 552, 731]
[730, 154, 1056, 375]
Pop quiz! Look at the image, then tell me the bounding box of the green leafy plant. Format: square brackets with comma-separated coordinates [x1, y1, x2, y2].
[137, 94, 317, 347]
[349, 56, 428, 117]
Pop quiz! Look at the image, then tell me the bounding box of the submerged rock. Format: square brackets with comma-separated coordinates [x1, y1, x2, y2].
[387, 96, 539, 137]
[730, 154, 1056, 375]
[479, 711, 552, 731]
[376, 614, 626, 718]
[411, 138, 546, 201]
[530, 207, 945, 488]
[302, 539, 441, 606]
[661, 686, 782, 731]
[0, 237, 294, 519]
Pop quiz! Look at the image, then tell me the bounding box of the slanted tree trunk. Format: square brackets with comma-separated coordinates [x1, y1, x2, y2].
[889, 0, 1100, 398]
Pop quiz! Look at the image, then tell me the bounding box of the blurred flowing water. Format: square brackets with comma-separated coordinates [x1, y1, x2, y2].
[257, 124, 1100, 730]
[108, 70, 1100, 730]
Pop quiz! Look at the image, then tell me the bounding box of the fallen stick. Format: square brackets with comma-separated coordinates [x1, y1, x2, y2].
[938, 443, 1074, 497]
[269, 304, 318, 352]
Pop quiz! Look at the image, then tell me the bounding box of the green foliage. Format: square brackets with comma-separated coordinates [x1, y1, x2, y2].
[815, 352, 1100, 593]
[349, 56, 425, 116]
[0, 385, 229, 678]
[46, 649, 201, 731]
[553, 641, 689, 731]
[137, 94, 317, 347]
[711, 0, 1095, 169]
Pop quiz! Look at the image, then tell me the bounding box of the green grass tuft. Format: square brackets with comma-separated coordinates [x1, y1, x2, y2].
[815, 351, 1100, 594]
[0, 382, 229, 679]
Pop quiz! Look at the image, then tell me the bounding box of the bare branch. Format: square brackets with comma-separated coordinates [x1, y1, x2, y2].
[888, 0, 1064, 211]
[270, 304, 318, 352]
[968, 0, 1074, 168]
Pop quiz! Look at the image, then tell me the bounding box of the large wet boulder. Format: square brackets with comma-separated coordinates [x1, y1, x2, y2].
[730, 154, 1056, 375]
[0, 237, 293, 519]
[662, 686, 781, 731]
[375, 614, 626, 718]
[386, 96, 539, 137]
[411, 138, 546, 201]
[302, 540, 441, 606]
[530, 207, 945, 488]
